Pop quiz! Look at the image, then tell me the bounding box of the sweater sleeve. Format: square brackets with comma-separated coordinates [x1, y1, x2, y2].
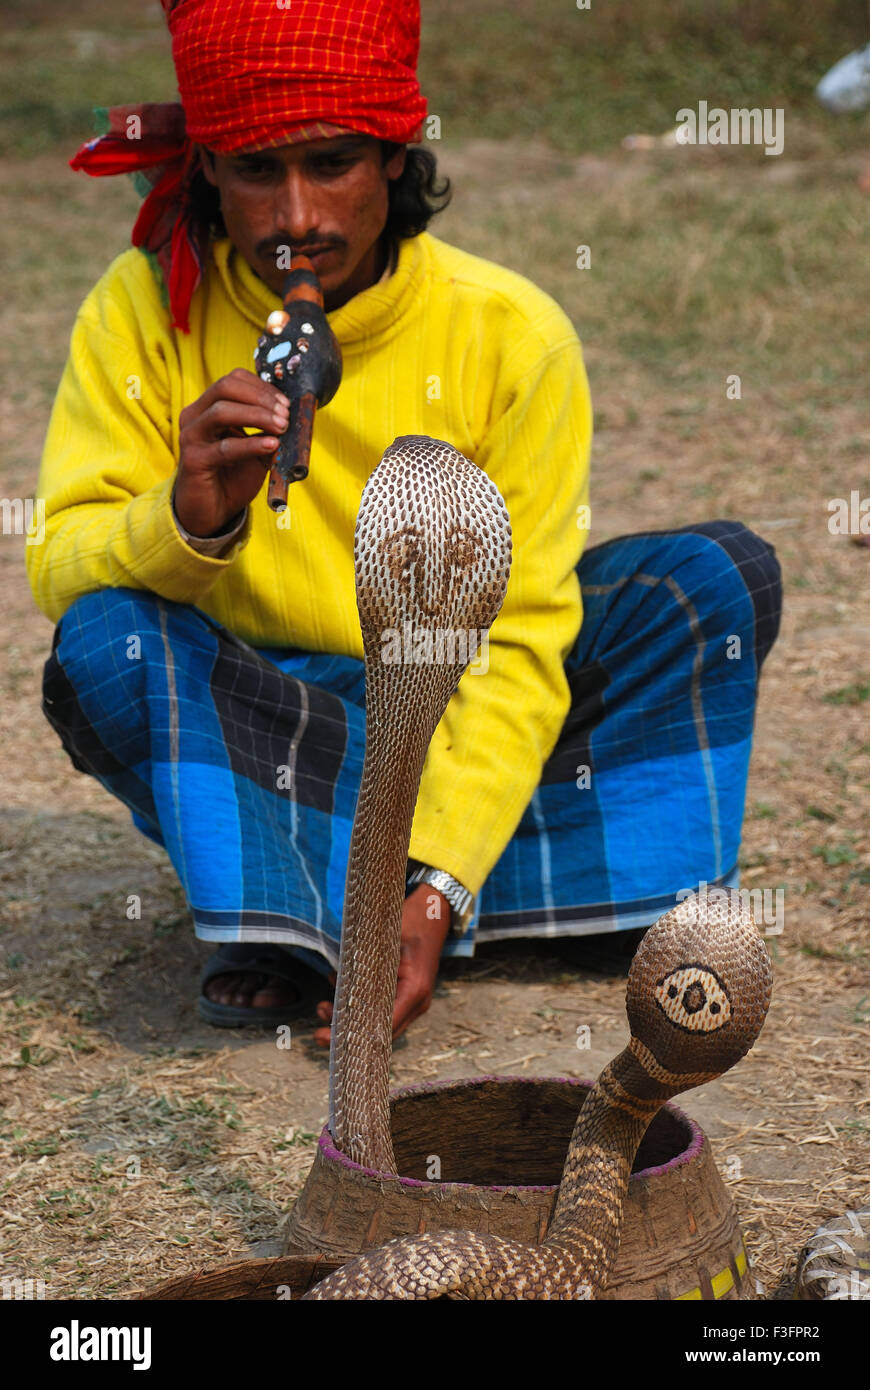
[408, 318, 592, 899]
[26, 258, 252, 625]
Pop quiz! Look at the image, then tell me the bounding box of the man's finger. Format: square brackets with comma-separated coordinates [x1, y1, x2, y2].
[313, 994, 427, 1047]
[195, 401, 287, 444]
[210, 434, 280, 464]
[180, 374, 286, 433]
[202, 368, 287, 413]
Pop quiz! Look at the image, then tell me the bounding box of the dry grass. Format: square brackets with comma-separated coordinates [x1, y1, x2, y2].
[1, 1011, 321, 1295]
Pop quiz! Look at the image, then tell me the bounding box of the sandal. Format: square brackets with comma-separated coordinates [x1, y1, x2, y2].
[198, 942, 327, 1028]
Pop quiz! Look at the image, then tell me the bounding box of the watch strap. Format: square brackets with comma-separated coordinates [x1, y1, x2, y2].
[406, 862, 473, 936]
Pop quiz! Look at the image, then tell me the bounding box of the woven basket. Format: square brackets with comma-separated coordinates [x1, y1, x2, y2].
[794, 1209, 870, 1300]
[281, 1075, 752, 1300]
[143, 1076, 753, 1300]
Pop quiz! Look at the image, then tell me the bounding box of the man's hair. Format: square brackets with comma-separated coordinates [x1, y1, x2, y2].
[189, 141, 451, 246]
[379, 141, 451, 239]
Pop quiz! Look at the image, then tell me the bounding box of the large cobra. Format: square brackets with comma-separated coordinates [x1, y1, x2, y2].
[318, 434, 771, 1297]
[311, 892, 772, 1298]
[327, 435, 512, 1171]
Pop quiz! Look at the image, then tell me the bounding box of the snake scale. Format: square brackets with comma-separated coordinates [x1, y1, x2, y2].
[308, 434, 772, 1299]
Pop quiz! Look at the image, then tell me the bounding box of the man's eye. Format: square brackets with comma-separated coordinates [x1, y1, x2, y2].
[237, 161, 274, 177]
[314, 156, 355, 173]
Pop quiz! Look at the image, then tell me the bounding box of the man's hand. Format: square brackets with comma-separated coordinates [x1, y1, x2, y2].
[174, 368, 288, 537]
[313, 884, 452, 1046]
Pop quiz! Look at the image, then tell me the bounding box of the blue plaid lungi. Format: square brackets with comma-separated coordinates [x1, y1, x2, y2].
[41, 521, 781, 969]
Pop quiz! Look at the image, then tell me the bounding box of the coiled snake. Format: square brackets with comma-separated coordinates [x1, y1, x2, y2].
[310, 435, 772, 1299]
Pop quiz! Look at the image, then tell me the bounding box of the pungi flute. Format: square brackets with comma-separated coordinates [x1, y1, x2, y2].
[253, 255, 343, 511]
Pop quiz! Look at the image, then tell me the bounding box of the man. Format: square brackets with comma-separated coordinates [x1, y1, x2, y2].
[28, 0, 781, 1043]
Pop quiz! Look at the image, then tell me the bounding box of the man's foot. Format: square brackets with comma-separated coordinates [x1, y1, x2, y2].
[204, 970, 304, 1011]
[198, 943, 329, 1029]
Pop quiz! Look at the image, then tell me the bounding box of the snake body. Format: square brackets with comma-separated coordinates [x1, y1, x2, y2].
[328, 436, 511, 1171]
[310, 892, 772, 1298]
[313, 434, 772, 1299]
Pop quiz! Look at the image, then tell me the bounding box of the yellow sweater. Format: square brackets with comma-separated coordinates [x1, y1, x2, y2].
[27, 231, 592, 897]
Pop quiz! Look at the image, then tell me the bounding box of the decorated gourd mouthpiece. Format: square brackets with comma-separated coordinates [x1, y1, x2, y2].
[253, 255, 343, 511]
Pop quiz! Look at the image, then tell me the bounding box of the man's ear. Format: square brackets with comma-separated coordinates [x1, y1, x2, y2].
[384, 144, 407, 181]
[199, 146, 218, 187]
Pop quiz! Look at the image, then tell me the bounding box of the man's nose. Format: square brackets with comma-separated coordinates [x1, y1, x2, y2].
[273, 166, 320, 243]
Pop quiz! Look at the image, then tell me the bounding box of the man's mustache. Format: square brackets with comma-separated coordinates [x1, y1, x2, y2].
[256, 237, 345, 260]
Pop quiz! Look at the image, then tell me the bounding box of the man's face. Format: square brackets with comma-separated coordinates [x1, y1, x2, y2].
[201, 134, 406, 310]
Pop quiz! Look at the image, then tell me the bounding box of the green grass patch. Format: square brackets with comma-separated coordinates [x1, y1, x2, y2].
[823, 683, 870, 705]
[813, 843, 858, 865]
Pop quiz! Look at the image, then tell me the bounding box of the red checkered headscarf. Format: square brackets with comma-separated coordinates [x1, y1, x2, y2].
[69, 0, 427, 331]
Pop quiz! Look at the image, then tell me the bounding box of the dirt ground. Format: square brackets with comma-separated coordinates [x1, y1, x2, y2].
[1, 137, 868, 1300]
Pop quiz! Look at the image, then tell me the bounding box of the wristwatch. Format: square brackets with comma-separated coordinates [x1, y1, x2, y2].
[406, 861, 473, 936]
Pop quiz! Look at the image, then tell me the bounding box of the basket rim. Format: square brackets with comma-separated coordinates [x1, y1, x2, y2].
[320, 1073, 705, 1190]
